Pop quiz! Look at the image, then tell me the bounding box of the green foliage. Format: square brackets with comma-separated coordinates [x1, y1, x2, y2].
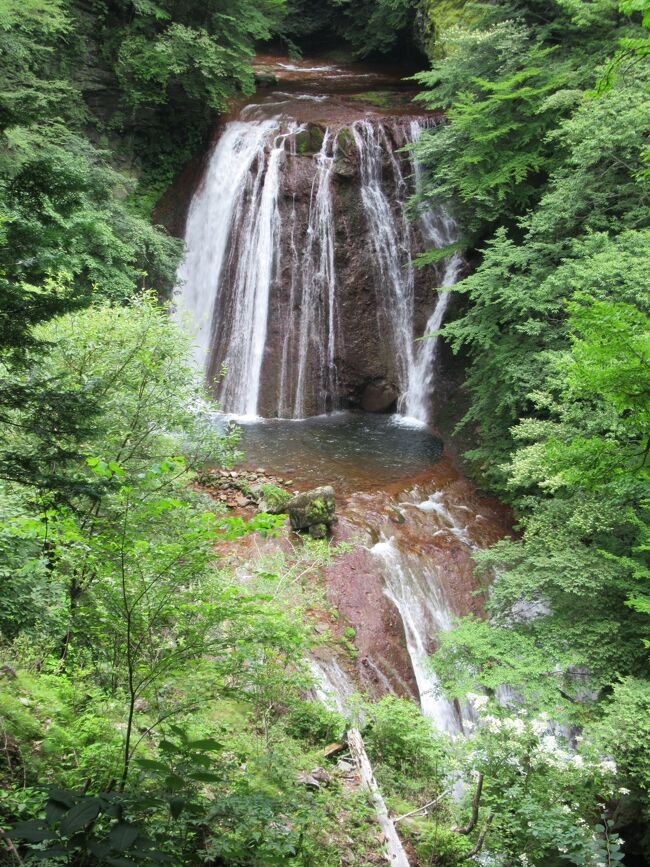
[415, 1, 650, 855]
[365, 696, 447, 778]
[283, 0, 419, 58]
[283, 700, 345, 744]
[451, 699, 623, 865]
[591, 678, 650, 806]
[260, 483, 292, 513]
[114, 0, 286, 111]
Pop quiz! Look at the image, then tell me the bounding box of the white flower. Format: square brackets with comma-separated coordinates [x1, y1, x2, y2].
[531, 717, 547, 736]
[571, 755, 585, 769]
[468, 692, 489, 711]
[600, 759, 617, 774]
[504, 717, 526, 736]
[618, 787, 630, 795]
[483, 715, 503, 733]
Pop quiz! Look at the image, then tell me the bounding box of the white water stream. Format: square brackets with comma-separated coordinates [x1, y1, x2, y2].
[174, 121, 279, 372]
[174, 96, 478, 741]
[370, 535, 460, 734]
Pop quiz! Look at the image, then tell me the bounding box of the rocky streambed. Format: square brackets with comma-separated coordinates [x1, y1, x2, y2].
[202, 412, 511, 731]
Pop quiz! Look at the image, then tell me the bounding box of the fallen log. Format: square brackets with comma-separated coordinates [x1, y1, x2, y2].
[347, 728, 410, 867]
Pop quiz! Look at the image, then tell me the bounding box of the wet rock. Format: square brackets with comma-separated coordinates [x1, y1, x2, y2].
[297, 771, 321, 790]
[287, 486, 336, 534]
[311, 767, 333, 785]
[360, 379, 399, 413]
[254, 71, 278, 87]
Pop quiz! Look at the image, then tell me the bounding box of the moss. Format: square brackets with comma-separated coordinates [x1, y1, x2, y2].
[336, 126, 353, 152]
[347, 91, 401, 109]
[295, 125, 326, 155]
[261, 483, 291, 513]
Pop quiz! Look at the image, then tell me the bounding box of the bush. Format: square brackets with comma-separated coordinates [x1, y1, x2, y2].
[364, 696, 447, 778]
[284, 700, 345, 744]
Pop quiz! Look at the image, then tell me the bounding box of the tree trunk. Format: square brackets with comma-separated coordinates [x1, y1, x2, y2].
[347, 728, 410, 867]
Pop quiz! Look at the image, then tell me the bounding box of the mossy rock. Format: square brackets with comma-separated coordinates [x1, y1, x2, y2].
[258, 483, 291, 514]
[295, 125, 326, 155]
[347, 90, 399, 110]
[287, 486, 336, 533]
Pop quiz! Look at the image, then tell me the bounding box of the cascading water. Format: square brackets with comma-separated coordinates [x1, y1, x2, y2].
[370, 536, 459, 733]
[174, 121, 279, 371]
[216, 123, 303, 417]
[400, 120, 462, 422]
[285, 129, 339, 418]
[351, 120, 416, 393]
[175, 102, 460, 423]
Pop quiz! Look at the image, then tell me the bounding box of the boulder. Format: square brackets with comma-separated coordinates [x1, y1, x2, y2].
[256, 483, 291, 515]
[360, 379, 398, 413]
[287, 486, 336, 534]
[254, 71, 278, 87]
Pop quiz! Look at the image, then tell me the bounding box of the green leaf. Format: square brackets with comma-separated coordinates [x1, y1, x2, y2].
[187, 770, 221, 782]
[168, 797, 186, 819]
[163, 773, 185, 792]
[25, 846, 68, 860]
[59, 798, 102, 835]
[187, 737, 222, 751]
[11, 820, 54, 843]
[45, 800, 68, 823]
[108, 823, 140, 852]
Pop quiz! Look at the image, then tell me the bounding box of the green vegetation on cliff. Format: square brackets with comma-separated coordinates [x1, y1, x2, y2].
[415, 0, 650, 861]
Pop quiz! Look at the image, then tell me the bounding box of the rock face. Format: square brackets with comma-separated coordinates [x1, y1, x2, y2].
[287, 486, 336, 537]
[173, 116, 457, 421]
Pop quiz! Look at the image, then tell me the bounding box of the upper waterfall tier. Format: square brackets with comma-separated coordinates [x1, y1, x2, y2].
[174, 82, 460, 423]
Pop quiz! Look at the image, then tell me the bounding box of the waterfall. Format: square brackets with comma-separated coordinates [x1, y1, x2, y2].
[370, 536, 461, 734]
[175, 111, 461, 422]
[218, 123, 303, 417]
[351, 120, 416, 391]
[289, 129, 339, 418]
[399, 120, 462, 424]
[174, 121, 279, 371]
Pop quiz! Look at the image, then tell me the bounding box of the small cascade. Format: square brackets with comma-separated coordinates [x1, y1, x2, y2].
[217, 123, 303, 417]
[309, 657, 357, 716]
[174, 121, 279, 370]
[285, 129, 339, 418]
[370, 536, 461, 734]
